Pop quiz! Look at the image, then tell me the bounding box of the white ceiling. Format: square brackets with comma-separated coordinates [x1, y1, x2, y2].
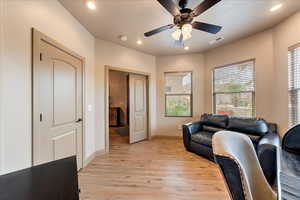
[59, 0, 300, 56]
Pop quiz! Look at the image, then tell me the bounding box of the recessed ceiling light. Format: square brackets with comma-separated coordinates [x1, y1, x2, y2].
[86, 0, 96, 10]
[137, 40, 143, 45]
[270, 4, 282, 12]
[184, 46, 189, 50]
[119, 35, 128, 41]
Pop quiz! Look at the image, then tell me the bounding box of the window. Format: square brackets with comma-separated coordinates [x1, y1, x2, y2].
[165, 72, 192, 117]
[213, 60, 255, 117]
[288, 44, 300, 126]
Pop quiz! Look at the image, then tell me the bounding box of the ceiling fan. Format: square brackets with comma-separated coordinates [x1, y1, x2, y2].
[144, 0, 222, 46]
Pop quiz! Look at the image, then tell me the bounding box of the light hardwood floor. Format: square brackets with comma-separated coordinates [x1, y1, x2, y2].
[79, 129, 230, 200]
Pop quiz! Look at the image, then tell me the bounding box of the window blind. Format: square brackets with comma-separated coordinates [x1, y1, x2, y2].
[288, 46, 300, 126]
[213, 60, 255, 117]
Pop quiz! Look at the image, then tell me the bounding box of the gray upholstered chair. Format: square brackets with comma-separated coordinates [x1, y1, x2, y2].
[212, 131, 276, 200]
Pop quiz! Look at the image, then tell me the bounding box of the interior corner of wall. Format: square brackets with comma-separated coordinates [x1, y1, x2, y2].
[0, 0, 5, 175]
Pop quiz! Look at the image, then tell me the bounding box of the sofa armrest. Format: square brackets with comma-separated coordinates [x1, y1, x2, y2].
[182, 121, 203, 150]
[183, 121, 203, 135]
[258, 133, 280, 148]
[257, 133, 280, 186]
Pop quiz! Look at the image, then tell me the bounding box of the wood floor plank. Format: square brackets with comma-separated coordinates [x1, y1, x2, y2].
[79, 129, 230, 200]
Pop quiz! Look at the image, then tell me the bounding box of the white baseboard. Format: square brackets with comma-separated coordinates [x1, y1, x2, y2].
[151, 131, 183, 138]
[150, 134, 182, 139]
[83, 149, 106, 168]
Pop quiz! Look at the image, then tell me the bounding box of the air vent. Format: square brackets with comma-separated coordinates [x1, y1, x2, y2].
[209, 37, 224, 45]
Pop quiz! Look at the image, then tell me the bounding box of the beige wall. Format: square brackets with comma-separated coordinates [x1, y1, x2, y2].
[1, 0, 96, 174]
[109, 70, 128, 125]
[203, 30, 275, 123]
[0, 0, 4, 174]
[273, 11, 300, 135]
[156, 54, 205, 136]
[95, 39, 156, 151]
[202, 10, 300, 136]
[1, 0, 300, 175]
[155, 11, 300, 137]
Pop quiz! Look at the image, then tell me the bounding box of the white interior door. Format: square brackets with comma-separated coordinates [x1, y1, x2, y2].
[129, 74, 148, 144]
[33, 32, 83, 169]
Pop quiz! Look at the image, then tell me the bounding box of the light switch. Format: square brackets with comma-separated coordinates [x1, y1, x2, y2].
[88, 104, 92, 111]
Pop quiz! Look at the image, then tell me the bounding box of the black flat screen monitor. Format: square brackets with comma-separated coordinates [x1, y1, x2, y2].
[0, 156, 79, 200]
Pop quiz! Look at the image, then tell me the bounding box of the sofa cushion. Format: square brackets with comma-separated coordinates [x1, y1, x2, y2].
[202, 125, 224, 133]
[191, 131, 214, 147]
[201, 114, 228, 129]
[227, 117, 268, 136]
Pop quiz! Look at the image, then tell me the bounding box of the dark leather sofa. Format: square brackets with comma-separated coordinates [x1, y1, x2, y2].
[182, 114, 280, 185]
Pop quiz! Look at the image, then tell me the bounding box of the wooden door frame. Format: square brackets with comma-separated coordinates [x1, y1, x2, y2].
[104, 65, 151, 152]
[31, 28, 86, 168]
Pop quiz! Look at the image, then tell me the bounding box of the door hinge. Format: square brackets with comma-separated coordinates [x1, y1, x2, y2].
[39, 113, 43, 122]
[40, 53, 43, 61]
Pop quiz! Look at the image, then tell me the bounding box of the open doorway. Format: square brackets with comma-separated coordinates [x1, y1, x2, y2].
[109, 70, 130, 144]
[107, 68, 149, 150]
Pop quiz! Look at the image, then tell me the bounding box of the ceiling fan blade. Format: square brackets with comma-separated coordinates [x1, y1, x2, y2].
[192, 21, 222, 34]
[157, 0, 181, 16]
[192, 0, 222, 17]
[144, 24, 175, 37]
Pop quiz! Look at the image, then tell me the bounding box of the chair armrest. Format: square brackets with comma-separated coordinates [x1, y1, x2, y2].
[182, 121, 203, 150]
[257, 133, 280, 186]
[213, 131, 277, 200]
[282, 123, 300, 154]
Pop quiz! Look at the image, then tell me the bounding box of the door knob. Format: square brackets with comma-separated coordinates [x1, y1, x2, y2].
[76, 118, 82, 123]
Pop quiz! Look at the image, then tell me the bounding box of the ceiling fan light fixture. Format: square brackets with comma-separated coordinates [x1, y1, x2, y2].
[182, 23, 193, 35]
[183, 32, 192, 41]
[144, 0, 222, 46]
[270, 4, 282, 12]
[172, 29, 182, 40]
[171, 25, 192, 41]
[137, 40, 143, 45]
[184, 46, 190, 50]
[86, 0, 96, 10]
